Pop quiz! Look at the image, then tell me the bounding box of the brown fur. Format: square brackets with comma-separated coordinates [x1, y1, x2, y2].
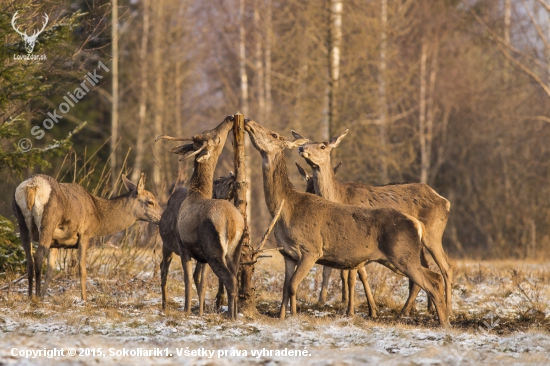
[160, 173, 235, 313]
[162, 116, 244, 319]
[296, 162, 377, 316]
[296, 129, 453, 316]
[25, 186, 36, 211]
[12, 173, 163, 300]
[245, 120, 449, 327]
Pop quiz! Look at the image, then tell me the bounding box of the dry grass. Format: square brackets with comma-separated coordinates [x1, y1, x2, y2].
[3, 240, 548, 334]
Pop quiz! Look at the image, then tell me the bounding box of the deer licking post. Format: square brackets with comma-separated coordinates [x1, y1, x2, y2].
[245, 120, 450, 327]
[158, 116, 244, 319]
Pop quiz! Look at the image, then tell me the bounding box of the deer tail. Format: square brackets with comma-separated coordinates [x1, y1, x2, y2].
[25, 185, 37, 211]
[403, 213, 425, 243]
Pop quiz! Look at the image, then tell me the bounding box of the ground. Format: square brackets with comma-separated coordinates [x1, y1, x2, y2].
[0, 239, 549, 365]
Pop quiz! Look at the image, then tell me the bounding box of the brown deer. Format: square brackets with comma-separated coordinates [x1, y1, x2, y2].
[245, 120, 449, 327]
[296, 162, 378, 317]
[12, 173, 163, 300]
[160, 172, 235, 314]
[157, 116, 244, 319]
[294, 129, 452, 316]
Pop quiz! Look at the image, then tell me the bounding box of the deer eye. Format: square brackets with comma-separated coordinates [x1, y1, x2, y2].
[271, 133, 278, 138]
[320, 145, 326, 150]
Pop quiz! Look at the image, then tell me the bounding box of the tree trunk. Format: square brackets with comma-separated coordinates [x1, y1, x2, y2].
[132, 0, 150, 183]
[326, 0, 342, 140]
[378, 0, 389, 182]
[110, 0, 119, 189]
[254, 0, 265, 123]
[425, 38, 439, 184]
[504, 0, 512, 81]
[152, 0, 164, 192]
[233, 113, 257, 318]
[419, 37, 428, 184]
[547, 0, 550, 88]
[238, 0, 252, 223]
[265, 0, 272, 121]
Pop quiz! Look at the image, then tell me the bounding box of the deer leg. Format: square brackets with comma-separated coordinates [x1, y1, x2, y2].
[390, 248, 449, 328]
[77, 235, 90, 301]
[20, 224, 34, 298]
[280, 257, 296, 320]
[195, 263, 209, 316]
[34, 225, 54, 298]
[42, 248, 58, 296]
[208, 260, 237, 319]
[411, 268, 448, 328]
[357, 266, 377, 318]
[215, 278, 226, 308]
[400, 281, 422, 317]
[399, 248, 432, 317]
[420, 249, 435, 312]
[318, 266, 332, 304]
[346, 269, 357, 316]
[180, 251, 193, 314]
[423, 235, 453, 317]
[160, 246, 173, 310]
[288, 255, 317, 316]
[340, 269, 349, 303]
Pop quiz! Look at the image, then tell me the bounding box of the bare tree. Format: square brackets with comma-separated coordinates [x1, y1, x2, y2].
[132, 0, 150, 183]
[111, 0, 119, 189]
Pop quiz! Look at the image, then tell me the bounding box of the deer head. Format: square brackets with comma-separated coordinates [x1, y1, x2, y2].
[12, 11, 49, 54]
[244, 120, 309, 156]
[294, 129, 349, 169]
[157, 115, 234, 164]
[213, 171, 235, 200]
[296, 162, 342, 194]
[121, 173, 163, 224]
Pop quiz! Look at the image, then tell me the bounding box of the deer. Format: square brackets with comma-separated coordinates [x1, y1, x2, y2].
[157, 116, 244, 319]
[296, 162, 377, 317]
[11, 11, 49, 54]
[12, 173, 163, 300]
[244, 120, 450, 327]
[293, 129, 452, 317]
[160, 172, 235, 314]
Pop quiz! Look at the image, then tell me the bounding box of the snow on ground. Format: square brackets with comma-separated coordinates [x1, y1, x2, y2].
[0, 260, 548, 365]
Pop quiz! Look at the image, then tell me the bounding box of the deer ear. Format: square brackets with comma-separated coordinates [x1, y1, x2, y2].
[285, 138, 309, 150]
[137, 173, 146, 193]
[196, 149, 211, 163]
[295, 162, 310, 181]
[333, 161, 342, 175]
[171, 143, 195, 156]
[122, 175, 137, 192]
[328, 129, 349, 148]
[291, 130, 306, 140]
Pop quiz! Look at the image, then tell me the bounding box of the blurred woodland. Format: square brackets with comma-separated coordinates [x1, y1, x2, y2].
[1, 0, 550, 262]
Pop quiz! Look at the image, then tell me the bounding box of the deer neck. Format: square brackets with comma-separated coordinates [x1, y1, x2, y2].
[261, 150, 295, 216]
[187, 160, 214, 199]
[93, 194, 137, 236]
[312, 163, 341, 202]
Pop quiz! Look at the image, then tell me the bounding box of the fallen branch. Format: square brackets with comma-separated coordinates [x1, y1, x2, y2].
[241, 200, 285, 266]
[0, 273, 28, 291]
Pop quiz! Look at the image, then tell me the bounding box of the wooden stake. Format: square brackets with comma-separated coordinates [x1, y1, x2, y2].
[232, 112, 257, 317]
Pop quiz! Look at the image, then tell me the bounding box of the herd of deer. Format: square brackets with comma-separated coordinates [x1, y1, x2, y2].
[12, 116, 452, 327]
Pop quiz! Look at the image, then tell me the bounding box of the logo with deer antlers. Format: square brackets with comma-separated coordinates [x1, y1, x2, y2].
[11, 11, 49, 54]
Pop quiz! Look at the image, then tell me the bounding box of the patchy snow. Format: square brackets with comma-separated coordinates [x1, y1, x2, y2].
[0, 260, 548, 365]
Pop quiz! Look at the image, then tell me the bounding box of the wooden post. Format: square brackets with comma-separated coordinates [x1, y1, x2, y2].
[232, 112, 257, 317]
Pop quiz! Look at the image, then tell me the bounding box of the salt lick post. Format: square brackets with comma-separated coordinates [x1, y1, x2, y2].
[232, 112, 256, 317]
